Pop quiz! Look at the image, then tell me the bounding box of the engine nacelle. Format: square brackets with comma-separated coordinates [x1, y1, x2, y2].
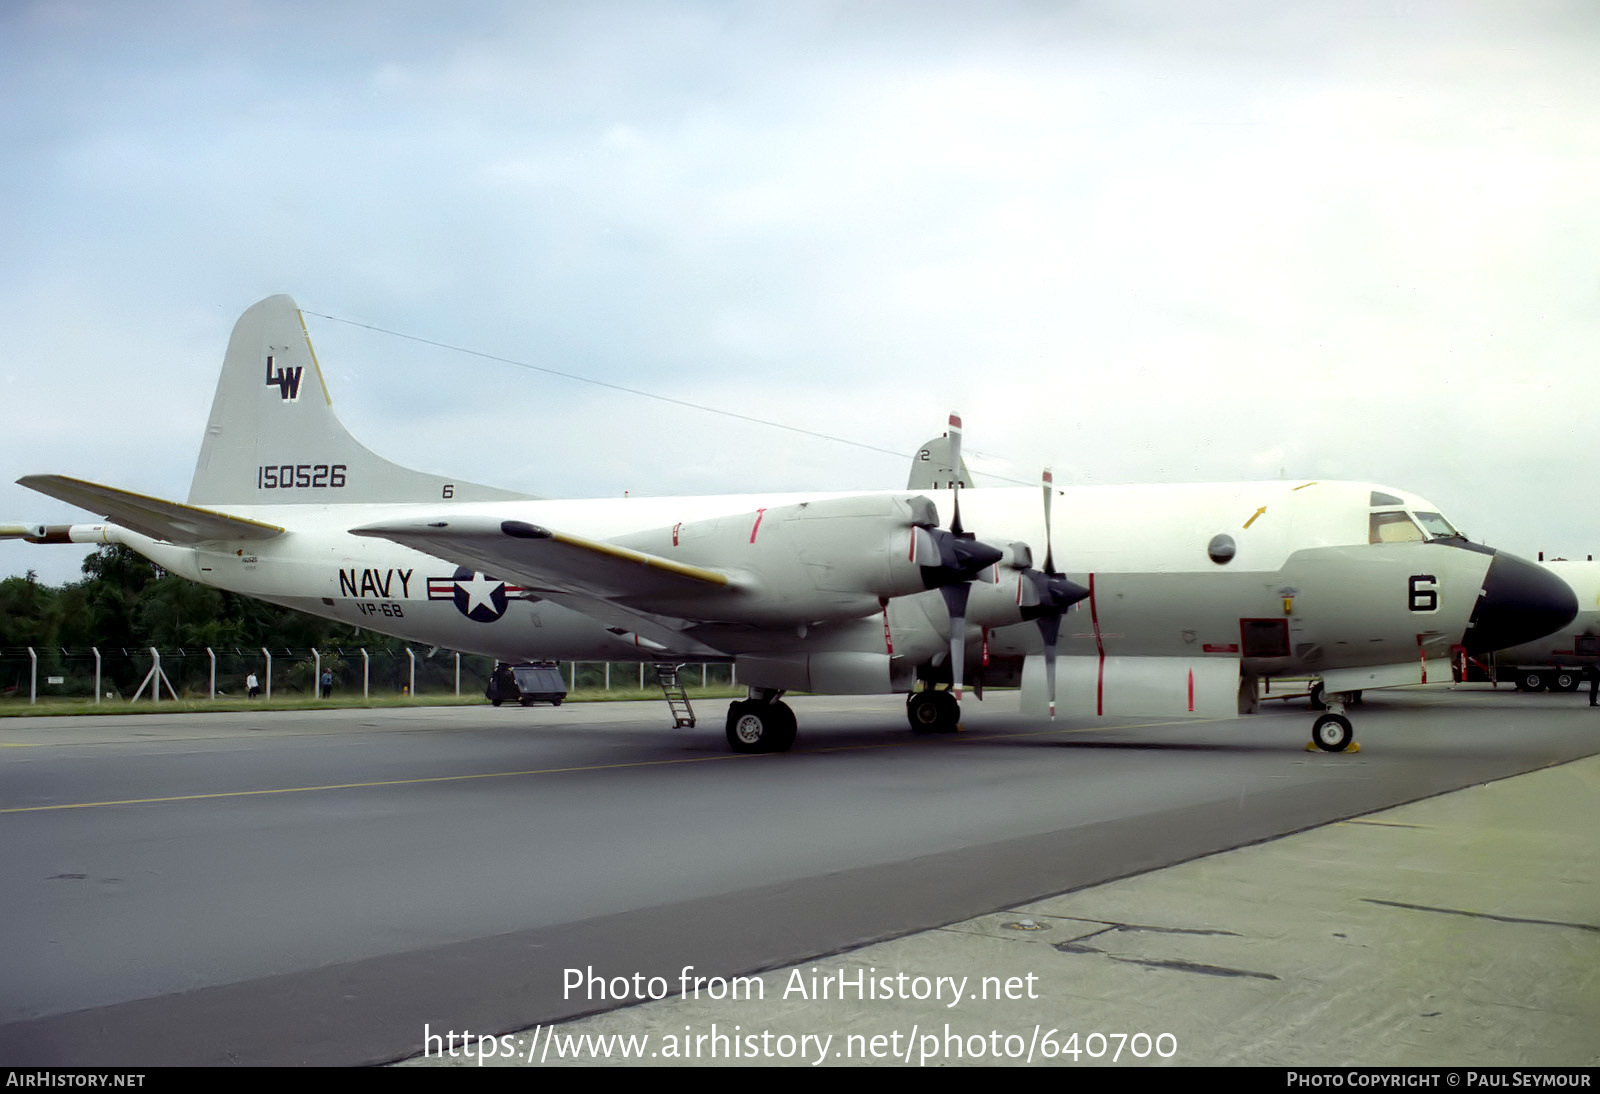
[736, 652, 915, 694]
[612, 494, 1002, 626]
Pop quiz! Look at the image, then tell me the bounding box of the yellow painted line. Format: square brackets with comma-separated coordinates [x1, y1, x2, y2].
[1343, 818, 1433, 829]
[1243, 506, 1267, 529]
[0, 751, 757, 814]
[0, 743, 43, 748]
[1292, 481, 1319, 491]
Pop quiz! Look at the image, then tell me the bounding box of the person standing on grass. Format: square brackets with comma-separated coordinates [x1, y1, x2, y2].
[247, 671, 260, 699]
[321, 669, 333, 699]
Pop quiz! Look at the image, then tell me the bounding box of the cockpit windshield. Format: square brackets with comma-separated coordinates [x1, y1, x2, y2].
[1413, 511, 1460, 539]
[1369, 511, 1424, 544]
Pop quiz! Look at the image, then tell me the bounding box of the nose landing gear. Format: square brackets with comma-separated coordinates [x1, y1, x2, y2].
[1308, 689, 1362, 752]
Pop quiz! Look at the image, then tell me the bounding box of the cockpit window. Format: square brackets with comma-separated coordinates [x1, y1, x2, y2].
[1370, 511, 1424, 544]
[1414, 511, 1459, 538]
[1369, 491, 1404, 506]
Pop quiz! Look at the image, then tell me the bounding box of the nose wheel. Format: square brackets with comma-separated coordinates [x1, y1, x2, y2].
[1308, 691, 1361, 753]
[1311, 713, 1353, 752]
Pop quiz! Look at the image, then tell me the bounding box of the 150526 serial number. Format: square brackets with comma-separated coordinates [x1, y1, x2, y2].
[257, 464, 348, 489]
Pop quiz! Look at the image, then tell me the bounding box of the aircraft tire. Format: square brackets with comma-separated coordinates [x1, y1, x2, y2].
[1311, 713, 1354, 753]
[907, 690, 961, 734]
[1308, 681, 1327, 711]
[491, 698, 503, 707]
[725, 700, 796, 753]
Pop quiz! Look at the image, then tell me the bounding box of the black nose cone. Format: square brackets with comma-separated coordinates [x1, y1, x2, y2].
[1461, 551, 1579, 654]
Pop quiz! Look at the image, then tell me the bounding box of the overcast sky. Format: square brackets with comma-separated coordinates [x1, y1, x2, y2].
[3, 0, 1598, 587]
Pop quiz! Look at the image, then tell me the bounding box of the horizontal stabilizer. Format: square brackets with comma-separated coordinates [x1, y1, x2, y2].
[17, 475, 284, 544]
[349, 515, 732, 605]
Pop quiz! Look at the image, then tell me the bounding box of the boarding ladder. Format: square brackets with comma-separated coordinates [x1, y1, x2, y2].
[656, 664, 696, 728]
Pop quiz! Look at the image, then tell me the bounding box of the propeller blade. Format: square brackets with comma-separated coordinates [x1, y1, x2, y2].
[1041, 467, 1055, 575]
[946, 414, 963, 489]
[948, 413, 964, 536]
[1033, 467, 1077, 719]
[1039, 612, 1061, 719]
[941, 582, 971, 702]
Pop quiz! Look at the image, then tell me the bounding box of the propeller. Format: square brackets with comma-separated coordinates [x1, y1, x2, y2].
[924, 414, 991, 703]
[1015, 469, 1089, 718]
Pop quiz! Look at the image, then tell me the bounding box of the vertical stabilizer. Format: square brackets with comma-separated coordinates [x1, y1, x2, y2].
[187, 296, 531, 506]
[907, 426, 973, 490]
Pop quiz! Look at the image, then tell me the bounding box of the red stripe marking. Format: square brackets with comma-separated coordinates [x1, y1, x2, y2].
[1089, 572, 1104, 716]
[749, 508, 767, 544]
[881, 602, 894, 655]
[1187, 668, 1194, 712]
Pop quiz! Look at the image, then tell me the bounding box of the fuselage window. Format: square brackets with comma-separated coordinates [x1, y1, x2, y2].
[1370, 511, 1424, 544]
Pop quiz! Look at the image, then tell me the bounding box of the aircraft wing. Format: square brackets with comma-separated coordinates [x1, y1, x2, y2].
[349, 515, 735, 607]
[16, 475, 285, 544]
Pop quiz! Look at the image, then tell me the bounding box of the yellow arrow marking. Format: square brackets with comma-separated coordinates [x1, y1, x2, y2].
[1243, 506, 1267, 529]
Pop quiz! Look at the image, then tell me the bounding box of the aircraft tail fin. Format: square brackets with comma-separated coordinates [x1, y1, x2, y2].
[188, 296, 533, 506]
[907, 424, 973, 490]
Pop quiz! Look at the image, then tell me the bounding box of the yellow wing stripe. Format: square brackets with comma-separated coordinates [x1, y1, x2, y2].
[546, 530, 730, 586]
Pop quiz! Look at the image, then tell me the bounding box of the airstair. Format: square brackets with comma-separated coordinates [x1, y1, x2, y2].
[656, 664, 696, 728]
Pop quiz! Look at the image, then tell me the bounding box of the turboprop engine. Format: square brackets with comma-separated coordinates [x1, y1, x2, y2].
[603, 493, 1006, 627]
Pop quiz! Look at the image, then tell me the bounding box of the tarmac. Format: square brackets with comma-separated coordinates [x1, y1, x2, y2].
[401, 751, 1600, 1068]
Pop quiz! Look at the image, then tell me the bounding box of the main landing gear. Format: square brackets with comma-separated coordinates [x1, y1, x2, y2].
[1308, 687, 1363, 753]
[725, 691, 797, 753]
[906, 688, 961, 734]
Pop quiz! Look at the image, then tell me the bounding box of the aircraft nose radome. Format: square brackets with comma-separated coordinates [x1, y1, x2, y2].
[1461, 551, 1579, 654]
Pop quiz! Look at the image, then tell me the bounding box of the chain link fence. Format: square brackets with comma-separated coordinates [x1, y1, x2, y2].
[0, 648, 738, 704]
